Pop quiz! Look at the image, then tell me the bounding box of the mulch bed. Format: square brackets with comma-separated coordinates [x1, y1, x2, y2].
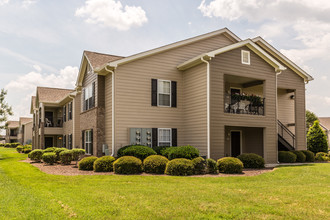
[21, 158, 274, 177]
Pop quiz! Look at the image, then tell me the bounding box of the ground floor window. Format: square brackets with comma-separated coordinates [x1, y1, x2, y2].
[84, 130, 93, 154]
[158, 128, 171, 146]
[68, 134, 72, 149]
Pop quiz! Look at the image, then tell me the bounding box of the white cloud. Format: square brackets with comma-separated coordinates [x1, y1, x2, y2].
[0, 0, 9, 6]
[5, 66, 78, 118]
[22, 0, 37, 8]
[33, 64, 41, 72]
[75, 0, 148, 31]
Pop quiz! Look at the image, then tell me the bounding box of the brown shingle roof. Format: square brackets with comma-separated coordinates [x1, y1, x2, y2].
[31, 96, 36, 109]
[84, 51, 124, 69]
[19, 117, 32, 125]
[319, 117, 330, 130]
[7, 121, 19, 128]
[37, 87, 74, 103]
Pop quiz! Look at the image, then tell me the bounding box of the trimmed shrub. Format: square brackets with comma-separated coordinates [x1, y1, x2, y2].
[168, 145, 199, 160]
[300, 150, 315, 162]
[206, 158, 218, 174]
[4, 143, 11, 148]
[165, 158, 194, 176]
[42, 153, 57, 165]
[54, 148, 68, 161]
[237, 153, 265, 168]
[10, 143, 20, 148]
[78, 156, 98, 170]
[307, 121, 329, 153]
[192, 157, 206, 175]
[23, 148, 32, 154]
[16, 145, 24, 153]
[153, 146, 171, 155]
[117, 145, 157, 161]
[28, 149, 44, 162]
[72, 148, 86, 165]
[161, 147, 176, 158]
[315, 152, 330, 161]
[43, 147, 56, 153]
[290, 150, 306, 163]
[143, 155, 169, 174]
[278, 151, 297, 163]
[217, 157, 243, 174]
[59, 150, 73, 165]
[113, 156, 143, 174]
[94, 156, 116, 172]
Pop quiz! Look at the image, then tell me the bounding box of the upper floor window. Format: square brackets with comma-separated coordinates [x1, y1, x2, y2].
[151, 79, 177, 107]
[83, 82, 95, 111]
[241, 50, 250, 65]
[68, 102, 72, 120]
[63, 106, 67, 122]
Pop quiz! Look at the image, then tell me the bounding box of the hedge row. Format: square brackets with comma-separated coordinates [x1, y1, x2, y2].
[28, 148, 85, 165]
[278, 150, 328, 163]
[0, 143, 21, 148]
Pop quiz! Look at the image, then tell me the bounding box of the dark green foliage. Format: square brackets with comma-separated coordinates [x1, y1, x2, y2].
[0, 89, 13, 132]
[306, 110, 318, 129]
[315, 152, 329, 161]
[165, 158, 194, 176]
[93, 156, 116, 172]
[143, 155, 169, 174]
[290, 151, 306, 163]
[206, 158, 218, 174]
[78, 157, 98, 170]
[16, 145, 23, 153]
[72, 148, 85, 163]
[152, 146, 171, 155]
[217, 157, 243, 174]
[307, 121, 329, 153]
[43, 147, 56, 153]
[113, 156, 143, 174]
[54, 148, 68, 161]
[117, 145, 157, 160]
[28, 149, 44, 162]
[237, 153, 265, 168]
[300, 150, 315, 162]
[278, 151, 297, 163]
[10, 143, 20, 148]
[23, 148, 32, 154]
[161, 147, 176, 158]
[168, 145, 199, 160]
[42, 153, 57, 165]
[59, 150, 73, 165]
[192, 157, 206, 174]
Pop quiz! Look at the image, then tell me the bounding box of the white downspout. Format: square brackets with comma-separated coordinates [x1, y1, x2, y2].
[275, 70, 282, 163]
[68, 95, 75, 148]
[201, 57, 211, 159]
[105, 65, 115, 156]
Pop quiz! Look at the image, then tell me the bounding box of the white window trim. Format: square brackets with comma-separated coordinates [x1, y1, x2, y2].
[85, 130, 92, 155]
[241, 50, 250, 65]
[157, 79, 171, 107]
[83, 84, 93, 111]
[158, 128, 172, 146]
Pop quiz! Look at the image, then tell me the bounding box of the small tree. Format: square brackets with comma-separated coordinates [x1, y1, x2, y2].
[306, 110, 318, 130]
[307, 120, 328, 153]
[0, 89, 13, 131]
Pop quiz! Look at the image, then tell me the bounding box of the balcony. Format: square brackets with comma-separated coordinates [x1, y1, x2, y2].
[225, 94, 265, 115]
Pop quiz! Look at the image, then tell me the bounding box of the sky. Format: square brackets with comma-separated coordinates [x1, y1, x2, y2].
[1, 0, 330, 124]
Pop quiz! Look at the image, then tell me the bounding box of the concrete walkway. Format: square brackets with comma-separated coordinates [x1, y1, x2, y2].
[265, 162, 328, 168]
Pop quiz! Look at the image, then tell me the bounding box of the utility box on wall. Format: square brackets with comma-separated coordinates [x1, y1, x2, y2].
[129, 128, 152, 147]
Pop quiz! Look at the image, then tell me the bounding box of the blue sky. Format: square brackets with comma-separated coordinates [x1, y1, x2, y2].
[1, 0, 330, 123]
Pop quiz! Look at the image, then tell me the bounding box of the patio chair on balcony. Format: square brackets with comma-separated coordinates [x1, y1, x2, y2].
[45, 118, 52, 127]
[238, 101, 250, 114]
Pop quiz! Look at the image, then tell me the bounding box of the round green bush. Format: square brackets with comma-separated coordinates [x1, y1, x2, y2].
[23, 148, 32, 154]
[153, 146, 171, 155]
[161, 147, 176, 158]
[206, 158, 218, 174]
[165, 158, 194, 176]
[42, 152, 57, 165]
[143, 155, 169, 174]
[217, 157, 243, 174]
[10, 143, 20, 148]
[192, 157, 206, 174]
[72, 148, 86, 161]
[43, 147, 56, 153]
[300, 150, 315, 162]
[290, 150, 306, 163]
[168, 145, 199, 160]
[28, 149, 44, 162]
[237, 153, 265, 168]
[315, 152, 329, 161]
[78, 156, 98, 170]
[278, 151, 297, 163]
[113, 156, 143, 174]
[117, 145, 157, 161]
[93, 156, 116, 172]
[16, 145, 24, 153]
[59, 150, 73, 165]
[54, 148, 68, 161]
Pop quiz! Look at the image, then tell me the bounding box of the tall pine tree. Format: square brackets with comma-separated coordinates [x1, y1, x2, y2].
[0, 89, 13, 131]
[307, 120, 329, 153]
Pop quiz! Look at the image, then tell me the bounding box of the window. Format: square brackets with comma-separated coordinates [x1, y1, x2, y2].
[68, 102, 72, 120]
[241, 50, 250, 65]
[158, 128, 171, 146]
[63, 105, 66, 122]
[68, 134, 72, 149]
[158, 80, 171, 107]
[83, 83, 94, 111]
[85, 130, 93, 154]
[63, 135, 66, 148]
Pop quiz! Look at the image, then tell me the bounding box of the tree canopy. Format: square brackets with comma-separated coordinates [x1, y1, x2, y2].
[307, 120, 329, 153]
[0, 89, 13, 131]
[306, 110, 318, 130]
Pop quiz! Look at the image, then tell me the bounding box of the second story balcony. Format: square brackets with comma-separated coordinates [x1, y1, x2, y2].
[225, 94, 265, 115]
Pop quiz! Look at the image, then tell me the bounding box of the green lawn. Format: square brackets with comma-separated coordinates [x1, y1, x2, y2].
[0, 148, 329, 220]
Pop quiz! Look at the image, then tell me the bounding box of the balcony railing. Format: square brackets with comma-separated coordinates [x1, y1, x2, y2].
[44, 117, 63, 128]
[224, 94, 265, 115]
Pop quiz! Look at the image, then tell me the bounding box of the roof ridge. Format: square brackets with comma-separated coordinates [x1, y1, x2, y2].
[84, 50, 124, 58]
[37, 86, 75, 91]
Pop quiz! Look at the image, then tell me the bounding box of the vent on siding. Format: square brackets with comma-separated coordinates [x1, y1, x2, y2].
[241, 50, 250, 65]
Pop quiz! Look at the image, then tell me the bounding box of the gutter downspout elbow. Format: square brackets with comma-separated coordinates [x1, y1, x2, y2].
[105, 65, 115, 157]
[201, 57, 211, 159]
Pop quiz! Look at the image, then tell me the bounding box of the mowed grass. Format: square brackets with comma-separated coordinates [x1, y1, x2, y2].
[0, 148, 329, 220]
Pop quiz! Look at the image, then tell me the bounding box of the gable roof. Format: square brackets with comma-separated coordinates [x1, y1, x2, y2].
[7, 121, 19, 128]
[84, 51, 124, 69]
[30, 96, 36, 114]
[95, 28, 241, 74]
[252, 37, 313, 82]
[19, 117, 32, 125]
[37, 87, 74, 104]
[319, 117, 330, 131]
[177, 39, 286, 72]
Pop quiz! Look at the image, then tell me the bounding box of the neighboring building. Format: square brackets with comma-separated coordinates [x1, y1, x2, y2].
[31, 87, 80, 149]
[5, 121, 19, 143]
[318, 117, 330, 144]
[17, 117, 33, 145]
[30, 28, 313, 163]
[0, 135, 5, 144]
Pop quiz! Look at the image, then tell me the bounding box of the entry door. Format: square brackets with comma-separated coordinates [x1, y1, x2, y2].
[231, 131, 241, 157]
[45, 137, 53, 148]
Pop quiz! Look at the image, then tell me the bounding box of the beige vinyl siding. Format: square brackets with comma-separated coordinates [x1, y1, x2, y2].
[82, 64, 98, 110]
[210, 46, 278, 163]
[277, 88, 295, 134]
[183, 63, 207, 156]
[278, 68, 306, 150]
[113, 33, 234, 151]
[104, 74, 112, 153]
